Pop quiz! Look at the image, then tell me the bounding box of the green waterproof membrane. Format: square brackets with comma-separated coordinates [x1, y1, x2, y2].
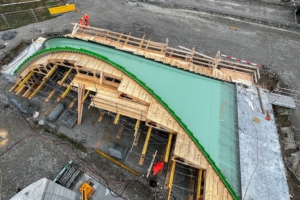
[15, 37, 240, 199]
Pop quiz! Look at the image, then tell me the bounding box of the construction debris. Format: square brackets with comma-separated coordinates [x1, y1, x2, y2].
[280, 126, 298, 150]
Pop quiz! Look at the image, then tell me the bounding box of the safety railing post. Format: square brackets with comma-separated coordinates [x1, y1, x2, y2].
[1, 14, 10, 28]
[31, 9, 38, 22]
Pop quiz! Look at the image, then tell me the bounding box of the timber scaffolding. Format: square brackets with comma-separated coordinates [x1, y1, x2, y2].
[67, 23, 260, 85]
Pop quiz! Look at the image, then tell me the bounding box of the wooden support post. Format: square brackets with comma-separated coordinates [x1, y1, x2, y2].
[14, 71, 34, 93]
[134, 119, 140, 131]
[139, 35, 145, 48]
[139, 126, 152, 165]
[81, 90, 90, 104]
[133, 129, 142, 146]
[45, 89, 56, 102]
[125, 32, 131, 45]
[145, 39, 150, 49]
[100, 71, 103, 85]
[188, 171, 195, 200]
[164, 133, 173, 163]
[197, 169, 203, 199]
[117, 33, 123, 42]
[98, 111, 105, 122]
[77, 83, 85, 125]
[113, 113, 120, 125]
[167, 160, 176, 200]
[58, 68, 72, 85]
[116, 124, 125, 139]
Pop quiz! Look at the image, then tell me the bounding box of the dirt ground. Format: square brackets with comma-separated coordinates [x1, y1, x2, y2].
[0, 0, 300, 199]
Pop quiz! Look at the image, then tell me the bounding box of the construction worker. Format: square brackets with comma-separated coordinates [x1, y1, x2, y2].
[152, 162, 164, 176]
[84, 13, 90, 26]
[79, 17, 85, 29]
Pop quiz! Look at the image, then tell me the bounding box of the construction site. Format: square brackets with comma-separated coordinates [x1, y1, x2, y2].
[0, 0, 300, 200]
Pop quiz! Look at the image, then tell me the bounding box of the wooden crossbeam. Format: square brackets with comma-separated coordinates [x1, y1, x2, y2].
[134, 119, 140, 131]
[188, 171, 195, 200]
[45, 89, 56, 102]
[113, 113, 120, 125]
[133, 129, 142, 146]
[14, 71, 34, 93]
[164, 133, 173, 163]
[9, 84, 18, 93]
[58, 68, 72, 85]
[167, 160, 176, 200]
[197, 169, 203, 199]
[69, 98, 77, 108]
[139, 126, 152, 165]
[98, 111, 105, 122]
[116, 124, 125, 139]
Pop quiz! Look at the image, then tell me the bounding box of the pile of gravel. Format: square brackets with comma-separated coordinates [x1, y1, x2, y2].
[1, 31, 17, 41]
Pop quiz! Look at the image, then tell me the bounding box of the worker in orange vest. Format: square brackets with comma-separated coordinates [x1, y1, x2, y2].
[79, 17, 85, 29]
[84, 13, 90, 26]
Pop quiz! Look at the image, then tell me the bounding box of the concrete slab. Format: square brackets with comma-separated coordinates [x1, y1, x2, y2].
[268, 93, 296, 109]
[236, 84, 290, 200]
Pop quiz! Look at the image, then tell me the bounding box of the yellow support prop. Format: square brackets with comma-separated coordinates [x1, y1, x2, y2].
[142, 126, 152, 155]
[61, 84, 72, 98]
[95, 149, 140, 176]
[164, 133, 173, 163]
[167, 160, 176, 200]
[139, 126, 152, 165]
[59, 68, 72, 85]
[81, 90, 90, 104]
[197, 169, 203, 198]
[113, 113, 120, 125]
[15, 71, 34, 93]
[134, 119, 140, 131]
[45, 64, 58, 79]
[28, 81, 46, 99]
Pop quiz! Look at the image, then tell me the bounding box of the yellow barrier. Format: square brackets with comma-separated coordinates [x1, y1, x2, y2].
[48, 4, 76, 15]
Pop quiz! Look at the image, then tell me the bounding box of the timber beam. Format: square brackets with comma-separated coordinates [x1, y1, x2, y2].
[139, 126, 152, 165]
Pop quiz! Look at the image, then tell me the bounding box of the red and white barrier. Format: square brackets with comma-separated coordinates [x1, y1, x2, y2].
[221, 54, 262, 68]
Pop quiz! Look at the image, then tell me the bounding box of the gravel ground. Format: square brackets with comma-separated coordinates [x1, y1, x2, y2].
[1, 0, 300, 199]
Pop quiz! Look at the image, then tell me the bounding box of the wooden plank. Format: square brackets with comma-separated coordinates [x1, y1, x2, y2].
[69, 98, 77, 108]
[98, 111, 105, 122]
[45, 89, 56, 102]
[116, 124, 125, 139]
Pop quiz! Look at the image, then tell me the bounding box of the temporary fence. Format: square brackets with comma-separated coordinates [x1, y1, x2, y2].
[0, 1, 75, 31]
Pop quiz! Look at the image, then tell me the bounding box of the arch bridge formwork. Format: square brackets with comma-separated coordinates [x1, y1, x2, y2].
[10, 34, 250, 200]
